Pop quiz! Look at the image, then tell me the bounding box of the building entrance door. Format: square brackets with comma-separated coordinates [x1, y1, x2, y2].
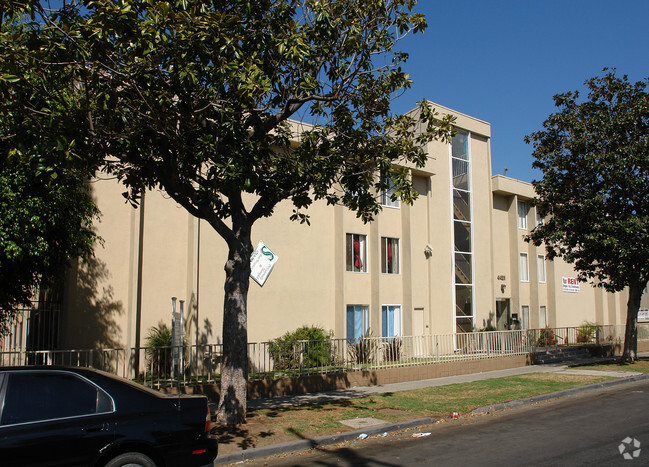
[496, 299, 510, 330]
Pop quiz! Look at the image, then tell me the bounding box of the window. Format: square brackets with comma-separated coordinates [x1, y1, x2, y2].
[517, 201, 528, 230]
[536, 208, 544, 227]
[1, 372, 112, 425]
[346, 233, 367, 273]
[540, 306, 548, 328]
[346, 305, 369, 340]
[455, 285, 473, 330]
[451, 129, 474, 333]
[381, 237, 400, 274]
[381, 305, 402, 338]
[452, 130, 469, 160]
[519, 253, 529, 282]
[380, 178, 400, 208]
[521, 306, 530, 330]
[537, 255, 546, 283]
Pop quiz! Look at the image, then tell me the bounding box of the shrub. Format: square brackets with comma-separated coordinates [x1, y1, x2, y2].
[269, 326, 333, 371]
[577, 321, 597, 343]
[145, 323, 186, 376]
[145, 324, 172, 374]
[382, 337, 402, 362]
[537, 326, 557, 346]
[348, 328, 378, 365]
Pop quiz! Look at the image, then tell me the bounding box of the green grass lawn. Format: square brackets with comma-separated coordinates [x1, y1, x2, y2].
[242, 372, 613, 440]
[575, 359, 649, 373]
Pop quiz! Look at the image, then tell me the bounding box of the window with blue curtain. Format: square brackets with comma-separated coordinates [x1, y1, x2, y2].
[346, 305, 368, 340]
[381, 305, 401, 338]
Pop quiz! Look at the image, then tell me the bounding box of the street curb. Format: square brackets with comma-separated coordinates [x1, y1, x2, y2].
[471, 372, 649, 415]
[214, 372, 649, 465]
[214, 417, 435, 465]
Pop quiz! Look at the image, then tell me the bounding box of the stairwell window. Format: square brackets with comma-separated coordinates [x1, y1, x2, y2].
[451, 129, 474, 333]
[381, 237, 400, 274]
[346, 233, 367, 273]
[519, 253, 529, 282]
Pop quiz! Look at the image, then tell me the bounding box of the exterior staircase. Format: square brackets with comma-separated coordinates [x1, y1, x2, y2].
[533, 346, 593, 365]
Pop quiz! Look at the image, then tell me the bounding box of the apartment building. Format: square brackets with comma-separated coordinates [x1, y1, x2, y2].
[46, 102, 629, 352]
[491, 175, 628, 332]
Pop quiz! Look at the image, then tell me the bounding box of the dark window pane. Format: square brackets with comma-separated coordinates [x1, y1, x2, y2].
[455, 253, 472, 285]
[452, 131, 469, 160]
[453, 190, 471, 221]
[1, 373, 99, 425]
[456, 317, 474, 333]
[452, 158, 469, 190]
[454, 221, 471, 252]
[456, 285, 473, 317]
[346, 234, 353, 271]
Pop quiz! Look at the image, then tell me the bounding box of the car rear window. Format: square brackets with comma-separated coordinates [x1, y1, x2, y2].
[1, 372, 110, 425]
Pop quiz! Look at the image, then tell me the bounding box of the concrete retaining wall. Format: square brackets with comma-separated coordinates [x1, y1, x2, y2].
[165, 354, 532, 401]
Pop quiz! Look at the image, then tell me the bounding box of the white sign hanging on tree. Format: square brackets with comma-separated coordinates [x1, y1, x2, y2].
[250, 241, 278, 286]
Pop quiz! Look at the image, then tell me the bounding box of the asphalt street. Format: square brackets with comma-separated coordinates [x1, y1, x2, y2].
[239, 378, 649, 466]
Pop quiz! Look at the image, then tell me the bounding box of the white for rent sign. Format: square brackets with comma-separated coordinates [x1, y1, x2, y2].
[562, 277, 580, 293]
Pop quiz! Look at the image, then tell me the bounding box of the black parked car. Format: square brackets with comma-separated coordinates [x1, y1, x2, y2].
[0, 366, 217, 467]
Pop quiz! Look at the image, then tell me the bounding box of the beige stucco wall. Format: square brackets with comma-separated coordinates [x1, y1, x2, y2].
[59, 101, 632, 353]
[491, 175, 628, 331]
[61, 101, 500, 349]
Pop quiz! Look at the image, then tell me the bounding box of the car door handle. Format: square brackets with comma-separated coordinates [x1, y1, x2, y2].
[84, 422, 110, 433]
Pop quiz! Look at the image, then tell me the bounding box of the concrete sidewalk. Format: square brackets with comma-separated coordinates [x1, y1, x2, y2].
[215, 357, 649, 465]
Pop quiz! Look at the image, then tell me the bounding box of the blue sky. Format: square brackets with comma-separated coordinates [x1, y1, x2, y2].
[392, 0, 649, 183]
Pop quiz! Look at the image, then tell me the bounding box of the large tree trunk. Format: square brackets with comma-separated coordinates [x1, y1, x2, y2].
[622, 282, 644, 362]
[216, 227, 252, 426]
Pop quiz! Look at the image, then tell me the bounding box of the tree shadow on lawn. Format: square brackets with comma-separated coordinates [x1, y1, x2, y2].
[213, 392, 403, 452]
[211, 412, 275, 450]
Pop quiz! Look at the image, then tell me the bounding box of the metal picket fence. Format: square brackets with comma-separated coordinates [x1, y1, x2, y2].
[1, 324, 646, 389]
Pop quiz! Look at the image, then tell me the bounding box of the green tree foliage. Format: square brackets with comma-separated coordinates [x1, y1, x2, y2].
[0, 9, 99, 332]
[1, 0, 453, 424]
[526, 69, 649, 362]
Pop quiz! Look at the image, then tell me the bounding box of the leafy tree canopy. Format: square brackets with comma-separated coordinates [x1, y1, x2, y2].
[1, 0, 453, 423]
[526, 69, 649, 360]
[0, 9, 100, 332]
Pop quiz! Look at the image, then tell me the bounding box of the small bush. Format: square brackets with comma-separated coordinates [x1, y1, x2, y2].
[145, 323, 186, 376]
[577, 321, 597, 343]
[269, 326, 333, 370]
[348, 329, 378, 364]
[382, 337, 402, 362]
[537, 326, 557, 346]
[145, 324, 173, 374]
